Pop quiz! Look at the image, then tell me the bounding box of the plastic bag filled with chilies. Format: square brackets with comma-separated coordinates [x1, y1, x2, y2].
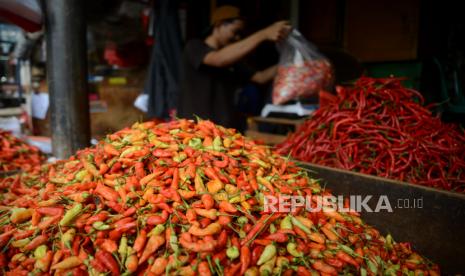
[272, 29, 334, 104]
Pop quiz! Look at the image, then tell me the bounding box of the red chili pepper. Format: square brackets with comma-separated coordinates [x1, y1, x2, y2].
[212, 251, 227, 263]
[217, 230, 228, 249]
[296, 266, 312, 276]
[224, 262, 241, 276]
[13, 229, 35, 240]
[95, 250, 120, 275]
[325, 257, 344, 269]
[264, 232, 288, 243]
[241, 213, 280, 246]
[23, 234, 48, 251]
[336, 251, 359, 268]
[240, 245, 251, 274]
[37, 207, 64, 217]
[95, 183, 119, 202]
[251, 246, 264, 265]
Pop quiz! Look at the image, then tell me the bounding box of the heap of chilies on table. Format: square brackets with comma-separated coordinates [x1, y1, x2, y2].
[0, 119, 439, 275]
[0, 130, 45, 174]
[277, 77, 465, 192]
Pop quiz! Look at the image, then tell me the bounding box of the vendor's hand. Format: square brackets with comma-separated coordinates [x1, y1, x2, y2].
[262, 21, 292, 42]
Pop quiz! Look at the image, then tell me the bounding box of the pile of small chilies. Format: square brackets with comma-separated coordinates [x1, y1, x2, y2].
[277, 77, 465, 192]
[0, 130, 45, 174]
[273, 60, 333, 105]
[0, 119, 439, 275]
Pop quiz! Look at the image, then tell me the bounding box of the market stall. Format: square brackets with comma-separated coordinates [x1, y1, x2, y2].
[0, 0, 464, 275]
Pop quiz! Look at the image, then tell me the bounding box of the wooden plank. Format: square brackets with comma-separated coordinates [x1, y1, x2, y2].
[299, 162, 465, 274]
[245, 130, 286, 145]
[251, 116, 306, 127]
[246, 116, 306, 145]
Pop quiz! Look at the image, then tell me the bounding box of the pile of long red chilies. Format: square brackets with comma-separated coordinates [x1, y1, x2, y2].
[277, 77, 465, 192]
[0, 119, 439, 275]
[0, 130, 45, 174]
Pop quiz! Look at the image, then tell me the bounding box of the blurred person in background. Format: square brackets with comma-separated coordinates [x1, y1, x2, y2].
[177, 5, 291, 128]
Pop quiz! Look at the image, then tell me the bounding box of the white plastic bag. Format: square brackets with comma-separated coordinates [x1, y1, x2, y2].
[272, 30, 333, 105]
[134, 94, 149, 113]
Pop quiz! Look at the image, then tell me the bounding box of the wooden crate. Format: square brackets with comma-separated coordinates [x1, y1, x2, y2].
[300, 162, 465, 274]
[245, 116, 306, 145]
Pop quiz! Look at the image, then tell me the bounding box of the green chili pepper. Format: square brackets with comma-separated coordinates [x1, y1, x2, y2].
[286, 242, 302, 257]
[272, 257, 288, 276]
[212, 136, 223, 151]
[149, 224, 165, 236]
[173, 152, 187, 163]
[74, 170, 88, 181]
[259, 256, 276, 276]
[339, 244, 355, 256]
[92, 221, 110, 230]
[188, 138, 202, 149]
[61, 228, 76, 248]
[11, 238, 30, 248]
[10, 208, 32, 223]
[360, 267, 367, 276]
[290, 216, 311, 234]
[34, 245, 47, 259]
[49, 177, 68, 184]
[385, 264, 400, 275]
[257, 244, 277, 266]
[253, 159, 270, 168]
[11, 253, 26, 263]
[226, 246, 239, 260]
[367, 259, 378, 274]
[60, 203, 82, 226]
[385, 234, 393, 250]
[229, 195, 241, 203]
[237, 216, 248, 225]
[118, 235, 128, 262]
[280, 216, 292, 230]
[106, 158, 118, 169]
[120, 146, 143, 157]
[269, 223, 277, 234]
[170, 232, 179, 252]
[125, 247, 137, 270]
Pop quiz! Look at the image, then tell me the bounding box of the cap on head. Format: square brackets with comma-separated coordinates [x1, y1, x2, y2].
[211, 5, 241, 26]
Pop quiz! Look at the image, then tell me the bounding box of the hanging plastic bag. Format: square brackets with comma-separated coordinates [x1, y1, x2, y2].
[272, 29, 334, 105]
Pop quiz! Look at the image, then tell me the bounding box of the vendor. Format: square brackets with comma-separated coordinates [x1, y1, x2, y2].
[177, 5, 291, 128]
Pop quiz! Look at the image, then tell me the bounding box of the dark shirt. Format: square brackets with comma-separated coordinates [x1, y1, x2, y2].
[177, 39, 255, 128]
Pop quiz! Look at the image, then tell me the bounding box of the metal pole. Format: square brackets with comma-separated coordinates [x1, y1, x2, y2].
[290, 0, 300, 29]
[42, 0, 90, 158]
